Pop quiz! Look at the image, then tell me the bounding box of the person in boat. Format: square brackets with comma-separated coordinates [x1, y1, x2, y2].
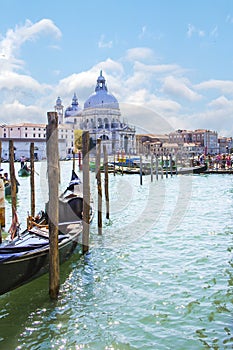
[22, 163, 30, 172]
[20, 156, 26, 168]
[3, 173, 9, 185]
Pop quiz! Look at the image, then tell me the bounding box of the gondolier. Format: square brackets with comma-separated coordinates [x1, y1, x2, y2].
[20, 156, 26, 168]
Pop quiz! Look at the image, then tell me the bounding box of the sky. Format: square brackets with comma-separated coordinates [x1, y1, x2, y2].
[1, 0, 233, 136]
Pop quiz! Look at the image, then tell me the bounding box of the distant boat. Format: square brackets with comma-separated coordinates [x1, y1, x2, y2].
[18, 164, 30, 177]
[4, 180, 20, 196]
[176, 163, 207, 175]
[0, 170, 93, 296]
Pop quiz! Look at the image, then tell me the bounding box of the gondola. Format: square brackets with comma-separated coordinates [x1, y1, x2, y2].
[176, 163, 207, 175]
[4, 179, 20, 196]
[18, 164, 30, 177]
[0, 170, 93, 296]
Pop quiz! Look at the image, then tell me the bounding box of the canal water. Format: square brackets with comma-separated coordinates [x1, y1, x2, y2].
[0, 161, 232, 349]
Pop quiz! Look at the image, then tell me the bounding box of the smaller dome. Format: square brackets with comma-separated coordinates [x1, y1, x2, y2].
[56, 96, 62, 106]
[65, 93, 82, 117]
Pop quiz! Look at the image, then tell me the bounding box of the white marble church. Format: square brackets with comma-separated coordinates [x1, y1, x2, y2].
[55, 71, 136, 155]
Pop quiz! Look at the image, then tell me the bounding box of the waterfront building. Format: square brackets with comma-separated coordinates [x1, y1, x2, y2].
[81, 71, 136, 155]
[136, 134, 169, 155]
[168, 129, 218, 155]
[0, 123, 74, 160]
[218, 136, 233, 154]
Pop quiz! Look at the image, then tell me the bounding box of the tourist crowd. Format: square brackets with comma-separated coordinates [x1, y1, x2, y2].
[196, 153, 233, 169]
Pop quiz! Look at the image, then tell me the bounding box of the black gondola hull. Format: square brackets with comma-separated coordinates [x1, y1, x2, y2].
[0, 232, 80, 296]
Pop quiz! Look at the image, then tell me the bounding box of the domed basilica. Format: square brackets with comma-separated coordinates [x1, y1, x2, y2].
[54, 71, 136, 155]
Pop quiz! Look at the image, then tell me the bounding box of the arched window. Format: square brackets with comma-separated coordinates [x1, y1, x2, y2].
[111, 118, 119, 128]
[91, 119, 95, 128]
[98, 118, 103, 129]
[104, 117, 109, 129]
[100, 135, 109, 140]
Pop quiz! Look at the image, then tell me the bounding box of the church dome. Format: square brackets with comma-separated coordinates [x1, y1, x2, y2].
[84, 71, 119, 110]
[65, 93, 82, 118]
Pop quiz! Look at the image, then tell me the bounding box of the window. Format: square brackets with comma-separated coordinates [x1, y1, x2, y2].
[33, 133, 36, 137]
[25, 133, 28, 137]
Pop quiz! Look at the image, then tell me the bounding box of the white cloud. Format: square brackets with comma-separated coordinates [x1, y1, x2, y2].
[98, 34, 113, 48]
[187, 24, 205, 38]
[208, 95, 232, 109]
[125, 47, 154, 61]
[187, 24, 195, 37]
[0, 19, 61, 121]
[133, 61, 183, 75]
[1, 100, 45, 124]
[210, 26, 218, 38]
[226, 14, 233, 23]
[195, 79, 233, 95]
[162, 76, 202, 101]
[138, 26, 147, 39]
[0, 19, 61, 72]
[0, 71, 49, 91]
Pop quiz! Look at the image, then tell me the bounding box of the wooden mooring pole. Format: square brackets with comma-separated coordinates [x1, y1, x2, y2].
[140, 155, 143, 185]
[30, 143, 35, 217]
[113, 151, 116, 176]
[46, 112, 60, 300]
[82, 131, 90, 254]
[0, 179, 5, 232]
[165, 155, 168, 178]
[0, 139, 4, 232]
[155, 155, 159, 181]
[170, 154, 173, 177]
[78, 151, 82, 170]
[103, 144, 110, 219]
[0, 140, 2, 170]
[96, 138, 102, 234]
[150, 154, 153, 182]
[161, 155, 164, 179]
[9, 141, 17, 217]
[72, 151, 75, 172]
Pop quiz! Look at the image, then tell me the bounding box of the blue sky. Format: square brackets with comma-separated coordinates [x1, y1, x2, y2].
[1, 0, 233, 136]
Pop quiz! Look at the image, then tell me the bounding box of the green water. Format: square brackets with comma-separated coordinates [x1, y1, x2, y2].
[0, 161, 232, 349]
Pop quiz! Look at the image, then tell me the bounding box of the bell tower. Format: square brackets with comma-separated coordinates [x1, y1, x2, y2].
[54, 96, 64, 124]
